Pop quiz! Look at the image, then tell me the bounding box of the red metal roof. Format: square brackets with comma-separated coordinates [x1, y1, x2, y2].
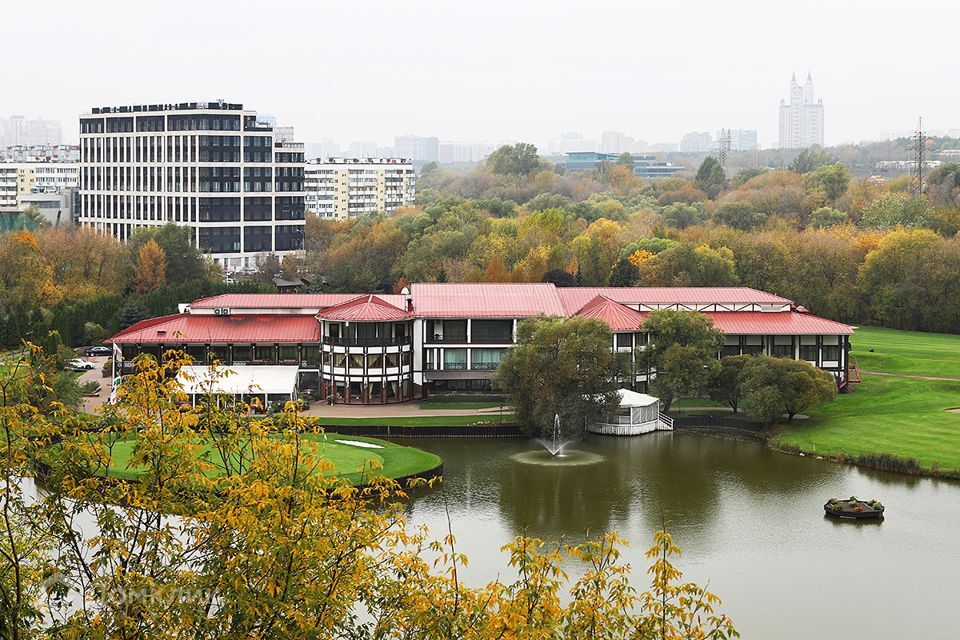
[557, 287, 793, 315]
[315, 295, 412, 321]
[109, 314, 322, 344]
[703, 311, 853, 335]
[574, 295, 648, 332]
[190, 293, 407, 310]
[409, 283, 567, 318]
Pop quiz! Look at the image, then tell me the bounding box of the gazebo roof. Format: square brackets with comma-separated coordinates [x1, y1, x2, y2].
[617, 388, 659, 408]
[574, 295, 647, 332]
[315, 295, 412, 322]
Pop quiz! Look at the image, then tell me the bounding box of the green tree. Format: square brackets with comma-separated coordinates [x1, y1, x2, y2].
[695, 156, 727, 197]
[803, 163, 850, 205]
[789, 146, 835, 174]
[117, 300, 147, 329]
[640, 310, 724, 411]
[709, 354, 752, 413]
[660, 203, 705, 229]
[810, 206, 848, 228]
[494, 316, 623, 437]
[927, 162, 960, 209]
[732, 167, 766, 186]
[861, 193, 933, 229]
[607, 256, 639, 286]
[779, 358, 837, 422]
[542, 268, 575, 287]
[617, 151, 634, 166]
[713, 201, 766, 230]
[486, 142, 541, 186]
[640, 243, 739, 287]
[738, 355, 836, 424]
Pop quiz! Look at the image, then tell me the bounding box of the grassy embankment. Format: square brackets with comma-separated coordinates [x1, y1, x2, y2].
[82, 433, 441, 485]
[774, 326, 960, 475]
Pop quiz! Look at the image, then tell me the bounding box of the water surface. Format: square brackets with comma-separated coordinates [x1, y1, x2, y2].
[396, 433, 959, 640]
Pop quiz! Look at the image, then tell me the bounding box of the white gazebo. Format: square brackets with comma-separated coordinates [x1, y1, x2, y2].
[176, 365, 300, 407]
[587, 389, 674, 436]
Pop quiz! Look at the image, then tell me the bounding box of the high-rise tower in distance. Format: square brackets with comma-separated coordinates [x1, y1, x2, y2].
[778, 72, 824, 149]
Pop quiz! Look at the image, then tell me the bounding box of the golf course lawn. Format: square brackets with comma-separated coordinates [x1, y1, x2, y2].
[850, 326, 960, 378]
[775, 327, 960, 473]
[88, 433, 440, 485]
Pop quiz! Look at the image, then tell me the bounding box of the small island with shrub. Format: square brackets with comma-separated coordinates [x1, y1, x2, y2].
[824, 496, 885, 520]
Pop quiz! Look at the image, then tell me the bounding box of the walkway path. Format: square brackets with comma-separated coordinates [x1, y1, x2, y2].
[863, 370, 960, 382]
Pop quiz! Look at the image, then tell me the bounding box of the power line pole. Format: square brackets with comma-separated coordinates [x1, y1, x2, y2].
[910, 117, 926, 197]
[717, 128, 731, 168]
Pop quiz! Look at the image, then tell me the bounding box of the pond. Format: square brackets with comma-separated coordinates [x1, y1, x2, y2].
[396, 432, 960, 640]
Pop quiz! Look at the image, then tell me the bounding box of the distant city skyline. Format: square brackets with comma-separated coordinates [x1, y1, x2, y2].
[4, 0, 959, 154]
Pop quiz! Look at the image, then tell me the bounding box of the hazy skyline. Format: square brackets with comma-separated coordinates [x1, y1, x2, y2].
[5, 0, 958, 150]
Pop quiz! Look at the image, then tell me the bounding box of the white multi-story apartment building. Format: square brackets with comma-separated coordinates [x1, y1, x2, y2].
[716, 129, 759, 152]
[0, 166, 17, 211]
[680, 131, 713, 153]
[438, 142, 494, 164]
[0, 116, 63, 148]
[778, 73, 824, 149]
[0, 144, 79, 163]
[78, 101, 306, 269]
[304, 158, 416, 220]
[394, 136, 438, 163]
[0, 160, 78, 217]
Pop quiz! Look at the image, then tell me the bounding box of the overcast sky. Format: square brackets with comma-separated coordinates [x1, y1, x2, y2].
[5, 0, 958, 149]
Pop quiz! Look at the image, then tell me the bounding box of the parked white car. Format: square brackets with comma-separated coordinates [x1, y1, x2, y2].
[67, 358, 95, 371]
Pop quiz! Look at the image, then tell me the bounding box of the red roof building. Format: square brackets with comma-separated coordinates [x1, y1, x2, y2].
[108, 283, 855, 403]
[573, 295, 648, 332]
[315, 295, 413, 322]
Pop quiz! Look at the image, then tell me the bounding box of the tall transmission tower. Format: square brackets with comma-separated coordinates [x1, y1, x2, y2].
[910, 117, 926, 197]
[717, 128, 732, 168]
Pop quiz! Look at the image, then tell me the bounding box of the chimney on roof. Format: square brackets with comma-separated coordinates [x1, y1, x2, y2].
[406, 297, 414, 312]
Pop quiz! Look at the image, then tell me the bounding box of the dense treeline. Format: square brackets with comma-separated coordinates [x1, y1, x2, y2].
[303, 148, 960, 334]
[0, 225, 273, 348]
[3, 144, 959, 348]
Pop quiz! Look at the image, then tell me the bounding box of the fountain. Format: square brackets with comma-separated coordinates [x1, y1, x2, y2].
[539, 414, 570, 457]
[511, 413, 603, 466]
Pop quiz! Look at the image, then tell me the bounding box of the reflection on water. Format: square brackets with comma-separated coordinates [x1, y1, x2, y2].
[397, 432, 960, 640]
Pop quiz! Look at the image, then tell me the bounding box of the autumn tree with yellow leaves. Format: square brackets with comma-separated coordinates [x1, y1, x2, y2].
[0, 348, 738, 639]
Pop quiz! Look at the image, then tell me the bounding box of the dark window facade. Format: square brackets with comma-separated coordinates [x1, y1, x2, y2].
[168, 114, 240, 131]
[136, 116, 165, 132]
[198, 197, 241, 222]
[275, 196, 304, 220]
[198, 136, 241, 162]
[106, 117, 134, 133]
[80, 118, 104, 133]
[199, 167, 241, 193]
[243, 226, 272, 252]
[274, 224, 304, 251]
[243, 167, 273, 192]
[243, 197, 272, 221]
[198, 227, 241, 253]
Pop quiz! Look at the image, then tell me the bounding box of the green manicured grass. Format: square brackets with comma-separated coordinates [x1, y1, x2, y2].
[311, 414, 515, 427]
[78, 433, 440, 485]
[774, 374, 960, 472]
[851, 326, 960, 378]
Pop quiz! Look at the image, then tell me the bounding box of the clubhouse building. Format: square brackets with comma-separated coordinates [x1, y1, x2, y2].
[108, 283, 854, 405]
